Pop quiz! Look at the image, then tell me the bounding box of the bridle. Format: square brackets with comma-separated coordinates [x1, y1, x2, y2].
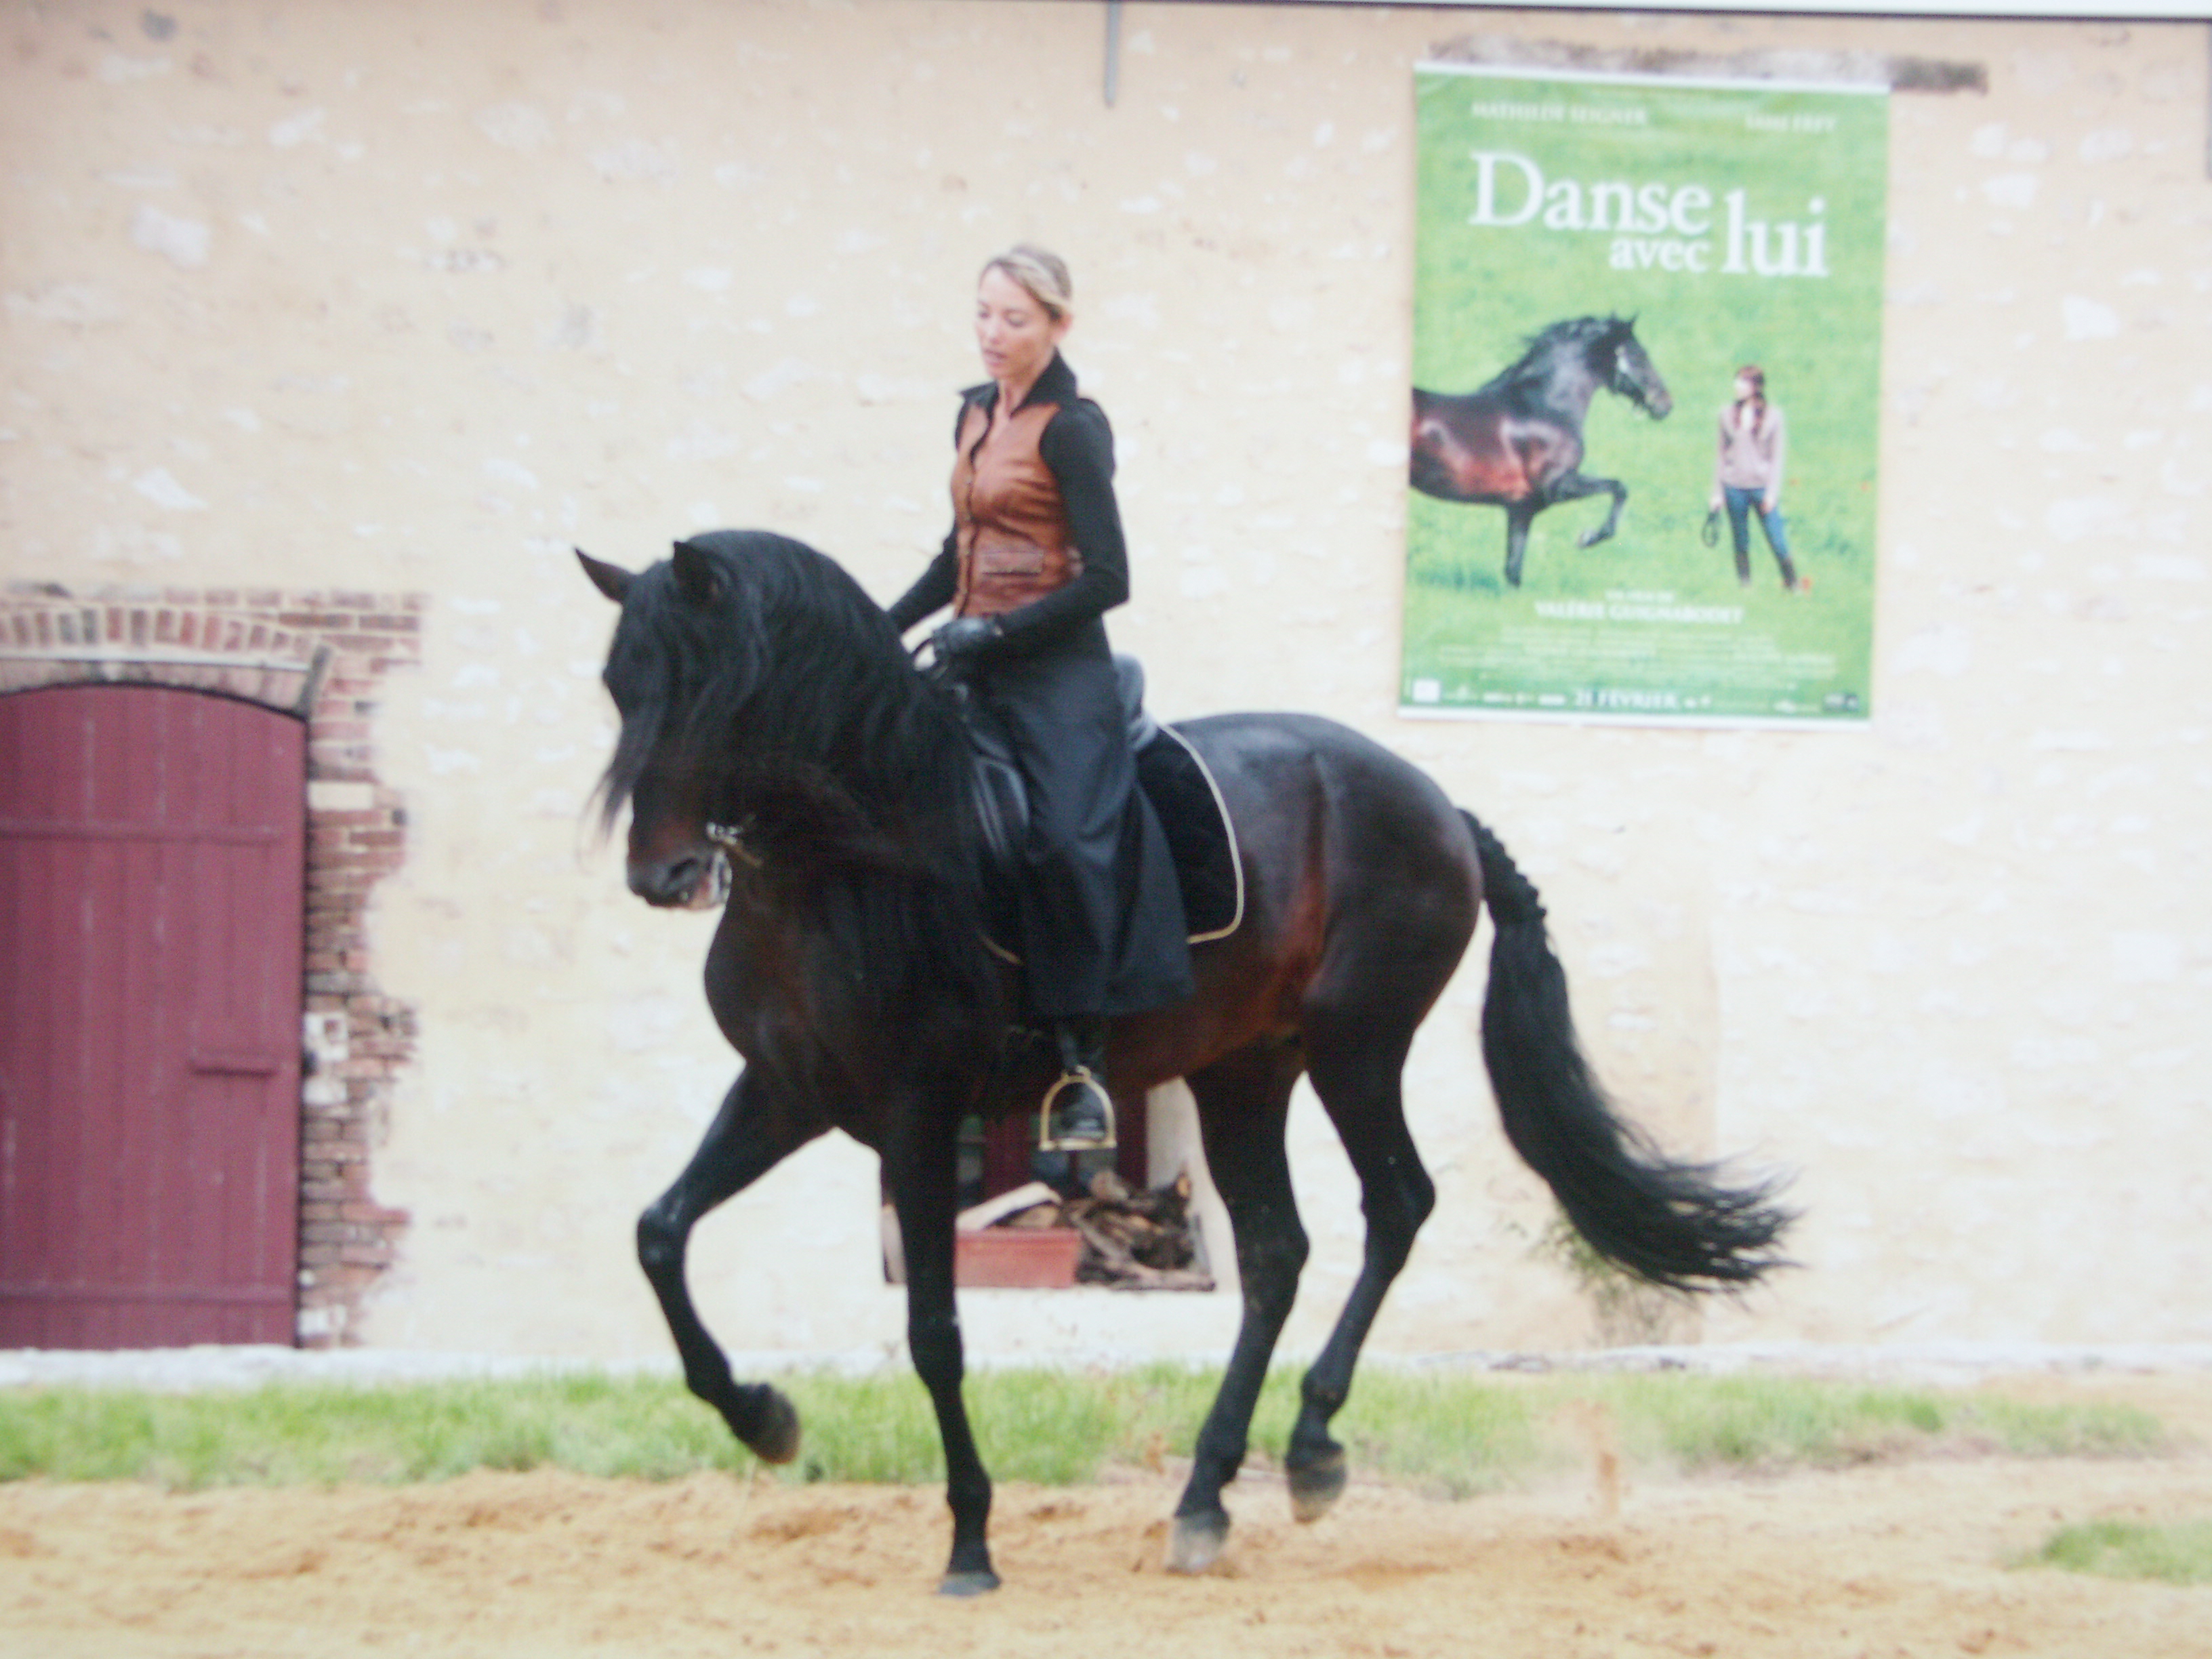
[703, 817, 765, 869]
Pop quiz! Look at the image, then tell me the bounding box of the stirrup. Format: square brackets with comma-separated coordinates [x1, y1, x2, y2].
[1038, 1067, 1115, 1152]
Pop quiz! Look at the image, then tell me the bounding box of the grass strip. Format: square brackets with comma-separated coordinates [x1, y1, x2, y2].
[0, 1366, 2167, 1495]
[1578, 1375, 2167, 1475]
[2019, 1517, 2212, 1586]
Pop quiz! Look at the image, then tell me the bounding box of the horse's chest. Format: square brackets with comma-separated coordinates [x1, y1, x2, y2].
[703, 906, 855, 1069]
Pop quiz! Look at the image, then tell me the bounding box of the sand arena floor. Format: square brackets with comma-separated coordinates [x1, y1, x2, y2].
[2, 1369, 2210, 1658]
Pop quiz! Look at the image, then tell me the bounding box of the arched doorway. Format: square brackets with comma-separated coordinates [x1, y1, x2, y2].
[0, 684, 306, 1347]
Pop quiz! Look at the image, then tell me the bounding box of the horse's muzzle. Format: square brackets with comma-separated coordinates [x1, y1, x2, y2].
[628, 849, 729, 910]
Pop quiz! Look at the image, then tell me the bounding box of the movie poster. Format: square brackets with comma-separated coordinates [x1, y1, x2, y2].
[1401, 65, 1889, 725]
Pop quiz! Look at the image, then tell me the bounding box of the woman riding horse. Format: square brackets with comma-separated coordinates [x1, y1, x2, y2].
[886, 245, 1191, 1149]
[580, 528, 1793, 1593]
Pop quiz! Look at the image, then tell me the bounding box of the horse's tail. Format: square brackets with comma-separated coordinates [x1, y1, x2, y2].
[1462, 810, 1794, 1292]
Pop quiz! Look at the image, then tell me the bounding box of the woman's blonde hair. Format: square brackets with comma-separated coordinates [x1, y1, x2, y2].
[981, 244, 1073, 321]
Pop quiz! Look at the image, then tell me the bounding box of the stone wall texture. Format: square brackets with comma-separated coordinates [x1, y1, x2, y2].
[3, 1, 2208, 1359]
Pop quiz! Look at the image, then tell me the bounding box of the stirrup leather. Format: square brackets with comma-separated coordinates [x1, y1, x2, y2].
[1037, 1067, 1116, 1152]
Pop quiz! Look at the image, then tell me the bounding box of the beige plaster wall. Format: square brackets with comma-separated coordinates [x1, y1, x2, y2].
[4, 0, 2209, 1359]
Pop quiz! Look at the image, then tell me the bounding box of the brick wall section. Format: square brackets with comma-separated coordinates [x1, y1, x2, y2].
[1, 583, 425, 1347]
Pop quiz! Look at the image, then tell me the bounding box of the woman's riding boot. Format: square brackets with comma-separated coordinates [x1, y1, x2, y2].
[1040, 1016, 1114, 1151]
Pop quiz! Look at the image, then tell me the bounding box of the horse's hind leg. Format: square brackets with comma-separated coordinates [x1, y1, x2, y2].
[638, 1069, 823, 1462]
[1168, 1038, 1309, 1574]
[1502, 504, 1537, 587]
[1282, 1021, 1437, 1524]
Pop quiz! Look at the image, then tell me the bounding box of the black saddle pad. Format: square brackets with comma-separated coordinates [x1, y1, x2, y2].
[961, 710, 1241, 949]
[1134, 726, 1241, 943]
[954, 657, 1240, 949]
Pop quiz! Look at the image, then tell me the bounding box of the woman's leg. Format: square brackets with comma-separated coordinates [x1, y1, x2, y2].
[1757, 501, 1799, 589]
[1723, 486, 1756, 584]
[979, 638, 1128, 1021]
[973, 630, 1141, 1147]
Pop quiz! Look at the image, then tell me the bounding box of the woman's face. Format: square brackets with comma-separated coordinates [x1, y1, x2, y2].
[975, 266, 1069, 390]
[1734, 373, 1759, 403]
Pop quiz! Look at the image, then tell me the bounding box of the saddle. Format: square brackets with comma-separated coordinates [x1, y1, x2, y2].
[958, 657, 1242, 947]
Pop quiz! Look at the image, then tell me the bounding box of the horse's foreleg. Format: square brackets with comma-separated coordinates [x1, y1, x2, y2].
[1282, 1027, 1436, 1525]
[1549, 471, 1629, 548]
[638, 1070, 822, 1462]
[888, 1105, 999, 1597]
[1168, 1040, 1308, 1574]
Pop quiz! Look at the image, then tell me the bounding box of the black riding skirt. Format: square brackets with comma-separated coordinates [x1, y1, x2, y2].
[969, 619, 1194, 1021]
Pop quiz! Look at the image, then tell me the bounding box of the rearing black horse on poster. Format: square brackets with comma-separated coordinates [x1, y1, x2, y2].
[577, 530, 1788, 1595]
[1411, 315, 1673, 587]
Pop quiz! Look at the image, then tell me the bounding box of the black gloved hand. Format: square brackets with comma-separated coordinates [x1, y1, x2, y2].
[930, 615, 1002, 664]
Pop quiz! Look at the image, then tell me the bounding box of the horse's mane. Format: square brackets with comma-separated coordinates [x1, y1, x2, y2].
[596, 531, 956, 839]
[1479, 314, 1631, 397]
[596, 529, 1002, 1068]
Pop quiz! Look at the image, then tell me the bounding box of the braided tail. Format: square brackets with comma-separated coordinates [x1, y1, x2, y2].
[1464, 811, 1793, 1292]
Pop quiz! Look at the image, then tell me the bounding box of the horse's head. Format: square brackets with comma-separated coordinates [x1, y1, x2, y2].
[581, 531, 964, 909]
[1601, 318, 1673, 420]
[579, 541, 755, 909]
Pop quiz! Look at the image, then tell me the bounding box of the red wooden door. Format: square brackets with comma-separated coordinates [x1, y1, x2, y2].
[0, 685, 304, 1347]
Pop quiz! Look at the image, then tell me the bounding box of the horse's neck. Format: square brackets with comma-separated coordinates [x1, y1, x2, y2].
[1520, 346, 1603, 417]
[1477, 344, 1599, 417]
[750, 698, 975, 867]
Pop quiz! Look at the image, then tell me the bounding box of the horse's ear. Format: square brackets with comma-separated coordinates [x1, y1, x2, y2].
[576, 548, 633, 604]
[670, 539, 722, 609]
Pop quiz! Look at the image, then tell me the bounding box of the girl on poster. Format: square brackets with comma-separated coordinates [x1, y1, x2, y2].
[1710, 365, 1802, 592]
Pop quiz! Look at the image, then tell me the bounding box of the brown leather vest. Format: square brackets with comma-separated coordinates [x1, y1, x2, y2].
[951, 396, 1084, 617]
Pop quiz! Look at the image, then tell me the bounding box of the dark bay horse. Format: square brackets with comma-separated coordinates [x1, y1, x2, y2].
[577, 531, 1788, 1595]
[1411, 315, 1673, 587]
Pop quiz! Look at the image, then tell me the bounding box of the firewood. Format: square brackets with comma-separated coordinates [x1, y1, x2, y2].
[1070, 1211, 1139, 1271]
[970, 1165, 1212, 1290]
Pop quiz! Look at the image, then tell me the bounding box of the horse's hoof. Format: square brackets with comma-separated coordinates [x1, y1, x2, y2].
[938, 1569, 1002, 1597]
[1577, 529, 1605, 548]
[1286, 1448, 1348, 1523]
[743, 1387, 802, 1465]
[1165, 1513, 1229, 1574]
